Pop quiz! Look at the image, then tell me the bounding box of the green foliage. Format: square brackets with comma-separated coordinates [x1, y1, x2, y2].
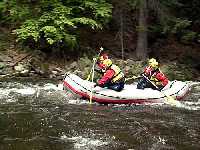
[129, 0, 200, 46]
[0, 0, 31, 23]
[1, 0, 112, 51]
[161, 18, 199, 43]
[181, 31, 197, 44]
[161, 64, 193, 81]
[88, 1, 113, 23]
[0, 1, 5, 12]
[171, 18, 191, 34]
[13, 19, 39, 42]
[128, 0, 142, 9]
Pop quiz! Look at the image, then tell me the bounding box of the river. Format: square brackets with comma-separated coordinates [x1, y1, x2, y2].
[0, 79, 199, 150]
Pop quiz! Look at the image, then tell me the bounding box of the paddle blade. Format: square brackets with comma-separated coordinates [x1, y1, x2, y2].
[89, 93, 93, 104]
[164, 94, 181, 106]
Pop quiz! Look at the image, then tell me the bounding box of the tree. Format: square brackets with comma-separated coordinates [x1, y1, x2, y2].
[136, 0, 147, 60]
[3, 0, 113, 51]
[128, 0, 181, 60]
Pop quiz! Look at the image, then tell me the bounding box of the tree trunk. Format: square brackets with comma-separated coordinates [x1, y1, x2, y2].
[136, 0, 148, 60]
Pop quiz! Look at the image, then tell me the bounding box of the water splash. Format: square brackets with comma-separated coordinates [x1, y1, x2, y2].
[61, 135, 109, 149]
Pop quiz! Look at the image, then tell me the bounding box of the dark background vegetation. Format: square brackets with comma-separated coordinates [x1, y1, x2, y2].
[0, 0, 199, 80]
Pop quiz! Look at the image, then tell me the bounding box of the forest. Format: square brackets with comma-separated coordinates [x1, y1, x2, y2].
[0, 0, 200, 80]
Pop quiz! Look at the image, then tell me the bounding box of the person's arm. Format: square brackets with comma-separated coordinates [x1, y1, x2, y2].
[156, 72, 169, 86]
[143, 66, 152, 77]
[97, 70, 115, 87]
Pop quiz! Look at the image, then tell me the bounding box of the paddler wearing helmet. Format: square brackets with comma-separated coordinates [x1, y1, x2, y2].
[137, 58, 169, 91]
[95, 52, 109, 74]
[94, 58, 125, 92]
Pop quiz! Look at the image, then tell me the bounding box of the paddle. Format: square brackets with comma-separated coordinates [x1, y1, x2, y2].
[125, 75, 142, 82]
[89, 58, 96, 104]
[141, 74, 180, 105]
[86, 47, 104, 81]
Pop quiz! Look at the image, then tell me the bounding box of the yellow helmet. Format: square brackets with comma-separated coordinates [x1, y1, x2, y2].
[148, 58, 158, 68]
[102, 59, 112, 68]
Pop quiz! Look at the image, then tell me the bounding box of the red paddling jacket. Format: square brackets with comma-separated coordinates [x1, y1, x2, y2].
[144, 66, 169, 87]
[97, 64, 124, 87]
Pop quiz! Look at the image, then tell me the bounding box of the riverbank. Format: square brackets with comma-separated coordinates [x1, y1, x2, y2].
[0, 28, 199, 82]
[0, 47, 200, 82]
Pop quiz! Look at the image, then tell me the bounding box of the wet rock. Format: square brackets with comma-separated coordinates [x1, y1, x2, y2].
[68, 62, 78, 70]
[2, 67, 13, 75]
[0, 55, 12, 62]
[14, 63, 26, 72]
[20, 69, 29, 77]
[0, 62, 6, 69]
[0, 70, 5, 75]
[54, 67, 63, 73]
[52, 70, 58, 75]
[73, 70, 83, 77]
[13, 63, 31, 77]
[49, 74, 56, 79]
[33, 68, 45, 75]
[56, 75, 64, 80]
[126, 59, 135, 65]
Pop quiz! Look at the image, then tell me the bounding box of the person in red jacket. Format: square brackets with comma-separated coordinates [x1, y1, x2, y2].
[95, 59, 125, 92]
[95, 53, 109, 74]
[137, 58, 169, 91]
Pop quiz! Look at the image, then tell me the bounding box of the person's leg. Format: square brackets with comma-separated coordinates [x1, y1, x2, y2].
[108, 82, 124, 92]
[137, 78, 147, 89]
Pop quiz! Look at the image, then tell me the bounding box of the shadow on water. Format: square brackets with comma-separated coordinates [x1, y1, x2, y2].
[0, 79, 200, 150]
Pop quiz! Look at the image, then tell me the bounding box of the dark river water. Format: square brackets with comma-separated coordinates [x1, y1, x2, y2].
[0, 79, 199, 150]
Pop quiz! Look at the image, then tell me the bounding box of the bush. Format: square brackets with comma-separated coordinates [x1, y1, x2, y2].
[161, 63, 193, 81]
[12, 1, 112, 52]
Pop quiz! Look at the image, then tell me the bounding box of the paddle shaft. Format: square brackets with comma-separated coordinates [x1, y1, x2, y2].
[87, 48, 104, 81]
[125, 75, 142, 82]
[89, 58, 96, 104]
[142, 74, 159, 89]
[142, 74, 178, 105]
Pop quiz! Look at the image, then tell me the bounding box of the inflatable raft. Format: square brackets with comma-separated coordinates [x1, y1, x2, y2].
[63, 73, 190, 104]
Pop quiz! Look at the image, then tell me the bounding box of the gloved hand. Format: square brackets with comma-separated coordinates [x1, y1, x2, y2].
[143, 72, 149, 77]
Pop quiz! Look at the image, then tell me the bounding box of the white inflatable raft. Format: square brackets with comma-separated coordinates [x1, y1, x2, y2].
[63, 73, 190, 104]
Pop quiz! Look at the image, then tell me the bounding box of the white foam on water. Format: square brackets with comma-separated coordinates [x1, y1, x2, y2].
[14, 88, 36, 95]
[158, 136, 167, 144]
[0, 85, 36, 95]
[189, 82, 200, 86]
[57, 83, 64, 90]
[0, 88, 10, 97]
[61, 135, 109, 149]
[179, 99, 200, 110]
[0, 82, 63, 100]
[0, 87, 36, 103]
[5, 98, 17, 103]
[68, 99, 89, 105]
[42, 83, 62, 91]
[183, 100, 200, 105]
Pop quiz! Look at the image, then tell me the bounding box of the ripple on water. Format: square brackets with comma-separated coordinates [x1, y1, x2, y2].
[0, 80, 200, 150]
